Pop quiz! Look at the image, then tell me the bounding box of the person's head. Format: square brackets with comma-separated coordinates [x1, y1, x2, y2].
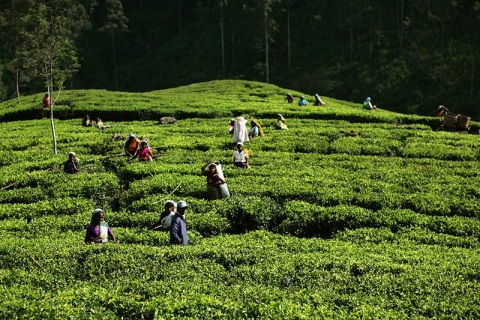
[366, 97, 371, 102]
[165, 200, 175, 212]
[287, 93, 292, 97]
[301, 96, 305, 100]
[68, 151, 76, 160]
[140, 140, 148, 148]
[229, 119, 236, 126]
[208, 163, 216, 172]
[250, 120, 256, 127]
[44, 92, 49, 97]
[236, 142, 244, 150]
[177, 200, 188, 214]
[91, 208, 104, 224]
[128, 133, 136, 140]
[277, 114, 282, 120]
[438, 105, 444, 110]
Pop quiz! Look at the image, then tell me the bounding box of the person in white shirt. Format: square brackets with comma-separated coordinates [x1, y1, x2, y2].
[232, 142, 249, 169]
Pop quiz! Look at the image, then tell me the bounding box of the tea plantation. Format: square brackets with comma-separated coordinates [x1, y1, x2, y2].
[1, 80, 480, 319]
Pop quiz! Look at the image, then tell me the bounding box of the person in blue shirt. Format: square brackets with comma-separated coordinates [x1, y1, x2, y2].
[248, 120, 264, 138]
[170, 201, 189, 245]
[298, 96, 307, 106]
[362, 97, 376, 110]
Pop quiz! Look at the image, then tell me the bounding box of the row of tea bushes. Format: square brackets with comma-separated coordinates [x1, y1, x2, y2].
[1, 230, 480, 318]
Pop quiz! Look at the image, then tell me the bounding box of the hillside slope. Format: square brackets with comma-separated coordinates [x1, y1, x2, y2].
[1, 80, 480, 318]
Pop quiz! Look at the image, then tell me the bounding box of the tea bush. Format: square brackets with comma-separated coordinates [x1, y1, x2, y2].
[1, 80, 480, 318]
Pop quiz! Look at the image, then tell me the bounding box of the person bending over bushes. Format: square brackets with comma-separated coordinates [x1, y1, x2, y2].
[63, 152, 80, 174]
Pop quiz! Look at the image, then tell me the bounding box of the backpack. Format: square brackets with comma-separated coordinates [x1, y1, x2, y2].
[160, 212, 175, 229]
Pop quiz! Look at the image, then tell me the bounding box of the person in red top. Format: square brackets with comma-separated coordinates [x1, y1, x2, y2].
[201, 162, 226, 200]
[130, 140, 154, 161]
[284, 93, 294, 103]
[42, 92, 51, 108]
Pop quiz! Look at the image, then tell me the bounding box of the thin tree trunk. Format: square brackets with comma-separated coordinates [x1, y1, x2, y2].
[49, 61, 57, 155]
[397, 0, 404, 49]
[287, 6, 291, 72]
[470, 59, 475, 98]
[15, 67, 20, 98]
[264, 4, 269, 83]
[220, 1, 225, 76]
[349, 1, 354, 64]
[112, 33, 118, 90]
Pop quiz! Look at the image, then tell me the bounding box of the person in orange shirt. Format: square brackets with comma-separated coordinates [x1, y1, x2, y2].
[124, 133, 139, 157]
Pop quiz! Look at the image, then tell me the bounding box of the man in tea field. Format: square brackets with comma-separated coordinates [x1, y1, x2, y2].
[170, 201, 189, 245]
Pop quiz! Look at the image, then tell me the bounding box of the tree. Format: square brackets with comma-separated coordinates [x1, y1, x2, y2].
[97, 0, 128, 90]
[20, 0, 88, 154]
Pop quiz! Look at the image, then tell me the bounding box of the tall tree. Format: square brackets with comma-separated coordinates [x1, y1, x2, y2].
[97, 0, 128, 90]
[0, 0, 35, 98]
[20, 0, 88, 154]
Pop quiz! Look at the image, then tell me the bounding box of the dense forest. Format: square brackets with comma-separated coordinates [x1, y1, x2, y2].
[1, 0, 479, 117]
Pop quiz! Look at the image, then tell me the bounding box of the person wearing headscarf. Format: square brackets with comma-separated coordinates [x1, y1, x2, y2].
[249, 120, 264, 138]
[298, 96, 307, 106]
[436, 105, 449, 117]
[232, 142, 249, 169]
[284, 93, 294, 103]
[130, 140, 154, 161]
[149, 200, 176, 230]
[124, 133, 140, 157]
[228, 119, 236, 135]
[314, 94, 326, 106]
[362, 97, 376, 110]
[63, 152, 80, 174]
[232, 116, 250, 144]
[275, 114, 288, 130]
[84, 208, 116, 244]
[201, 162, 227, 200]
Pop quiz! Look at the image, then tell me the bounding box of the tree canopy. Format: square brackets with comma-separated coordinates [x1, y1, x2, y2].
[0, 0, 479, 118]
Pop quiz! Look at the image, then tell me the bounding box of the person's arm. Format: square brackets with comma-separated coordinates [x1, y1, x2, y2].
[149, 220, 163, 230]
[108, 226, 116, 243]
[73, 160, 79, 173]
[217, 174, 226, 184]
[129, 150, 139, 161]
[244, 152, 249, 168]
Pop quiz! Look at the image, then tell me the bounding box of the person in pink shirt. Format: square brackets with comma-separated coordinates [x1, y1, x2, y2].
[130, 140, 154, 161]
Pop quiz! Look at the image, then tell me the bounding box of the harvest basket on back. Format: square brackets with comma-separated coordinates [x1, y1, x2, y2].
[456, 114, 471, 129]
[443, 112, 457, 128]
